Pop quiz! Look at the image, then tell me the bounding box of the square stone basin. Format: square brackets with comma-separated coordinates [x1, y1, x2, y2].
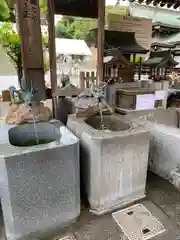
[8, 121, 61, 147]
[84, 115, 130, 131]
[67, 114, 151, 215]
[0, 120, 80, 240]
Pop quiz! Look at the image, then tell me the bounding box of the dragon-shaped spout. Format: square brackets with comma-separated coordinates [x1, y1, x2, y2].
[9, 76, 38, 107]
[77, 79, 111, 101]
[76, 79, 113, 115]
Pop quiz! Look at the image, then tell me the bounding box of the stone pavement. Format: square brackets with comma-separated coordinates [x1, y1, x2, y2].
[0, 172, 179, 240]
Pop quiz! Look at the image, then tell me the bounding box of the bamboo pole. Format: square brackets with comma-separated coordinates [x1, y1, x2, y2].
[47, 0, 58, 118]
[97, 0, 105, 85]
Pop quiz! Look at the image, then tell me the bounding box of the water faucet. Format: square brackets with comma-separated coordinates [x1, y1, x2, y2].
[21, 87, 37, 108]
[77, 79, 111, 101]
[9, 76, 38, 108]
[21, 76, 38, 107]
[77, 79, 113, 114]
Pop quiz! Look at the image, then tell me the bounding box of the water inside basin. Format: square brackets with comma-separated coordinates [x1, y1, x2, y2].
[85, 115, 130, 131]
[20, 138, 53, 147]
[8, 122, 60, 147]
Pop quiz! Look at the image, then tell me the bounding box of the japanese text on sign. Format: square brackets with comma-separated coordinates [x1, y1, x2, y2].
[23, 0, 37, 21]
[136, 94, 155, 110]
[155, 91, 167, 100]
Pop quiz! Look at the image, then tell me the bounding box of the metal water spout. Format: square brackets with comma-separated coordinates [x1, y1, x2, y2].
[9, 76, 38, 108]
[99, 98, 114, 114]
[77, 79, 114, 114]
[20, 76, 38, 107]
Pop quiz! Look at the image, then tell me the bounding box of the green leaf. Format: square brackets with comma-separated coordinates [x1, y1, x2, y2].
[0, 22, 49, 75]
[55, 6, 128, 40]
[0, 0, 10, 21]
[39, 0, 47, 13]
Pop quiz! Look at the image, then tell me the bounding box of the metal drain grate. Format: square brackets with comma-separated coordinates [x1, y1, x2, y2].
[112, 204, 166, 240]
[58, 236, 75, 240]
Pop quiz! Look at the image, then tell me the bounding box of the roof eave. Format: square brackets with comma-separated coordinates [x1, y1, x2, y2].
[153, 22, 180, 30]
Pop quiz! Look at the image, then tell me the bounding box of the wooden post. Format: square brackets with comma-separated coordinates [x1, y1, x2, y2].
[97, 0, 105, 85]
[16, 0, 45, 100]
[133, 53, 136, 66]
[79, 72, 85, 90]
[86, 72, 90, 88]
[139, 57, 142, 81]
[47, 0, 58, 118]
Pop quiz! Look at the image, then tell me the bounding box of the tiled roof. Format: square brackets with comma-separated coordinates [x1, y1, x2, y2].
[88, 29, 148, 54]
[144, 50, 179, 66]
[153, 32, 180, 45]
[129, 3, 180, 28]
[54, 0, 180, 18]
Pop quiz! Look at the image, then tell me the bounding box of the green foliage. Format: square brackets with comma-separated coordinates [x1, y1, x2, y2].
[0, 0, 47, 22]
[0, 22, 21, 66]
[0, 22, 49, 79]
[55, 16, 96, 39]
[0, 0, 10, 21]
[130, 55, 145, 63]
[56, 21, 72, 39]
[39, 0, 47, 13]
[42, 31, 48, 48]
[69, 18, 96, 40]
[55, 5, 129, 40]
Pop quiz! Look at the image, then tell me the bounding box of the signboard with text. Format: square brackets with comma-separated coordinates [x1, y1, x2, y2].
[155, 90, 167, 100]
[107, 14, 152, 50]
[136, 94, 155, 110]
[17, 0, 44, 69]
[17, 0, 45, 100]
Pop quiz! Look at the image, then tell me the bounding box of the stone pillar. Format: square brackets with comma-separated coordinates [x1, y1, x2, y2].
[162, 80, 169, 109]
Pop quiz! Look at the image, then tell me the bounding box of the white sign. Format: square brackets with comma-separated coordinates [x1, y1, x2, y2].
[136, 94, 155, 110]
[107, 14, 152, 50]
[155, 91, 167, 100]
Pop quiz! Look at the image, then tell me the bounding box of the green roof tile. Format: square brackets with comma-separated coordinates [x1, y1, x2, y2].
[130, 4, 180, 28]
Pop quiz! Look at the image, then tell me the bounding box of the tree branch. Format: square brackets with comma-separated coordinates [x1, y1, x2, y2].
[6, 50, 17, 63]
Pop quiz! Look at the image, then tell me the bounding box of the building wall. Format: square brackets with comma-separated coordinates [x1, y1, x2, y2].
[174, 56, 180, 69]
[90, 46, 98, 65]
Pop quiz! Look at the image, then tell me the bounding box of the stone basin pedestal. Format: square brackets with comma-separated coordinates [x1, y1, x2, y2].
[67, 114, 151, 215]
[0, 120, 80, 240]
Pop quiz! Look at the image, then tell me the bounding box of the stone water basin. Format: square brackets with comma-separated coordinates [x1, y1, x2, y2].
[67, 114, 151, 215]
[0, 120, 80, 240]
[85, 115, 130, 131]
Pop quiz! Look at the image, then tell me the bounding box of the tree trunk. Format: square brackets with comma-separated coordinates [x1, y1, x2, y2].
[14, 3, 22, 87]
[16, 62, 23, 88]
